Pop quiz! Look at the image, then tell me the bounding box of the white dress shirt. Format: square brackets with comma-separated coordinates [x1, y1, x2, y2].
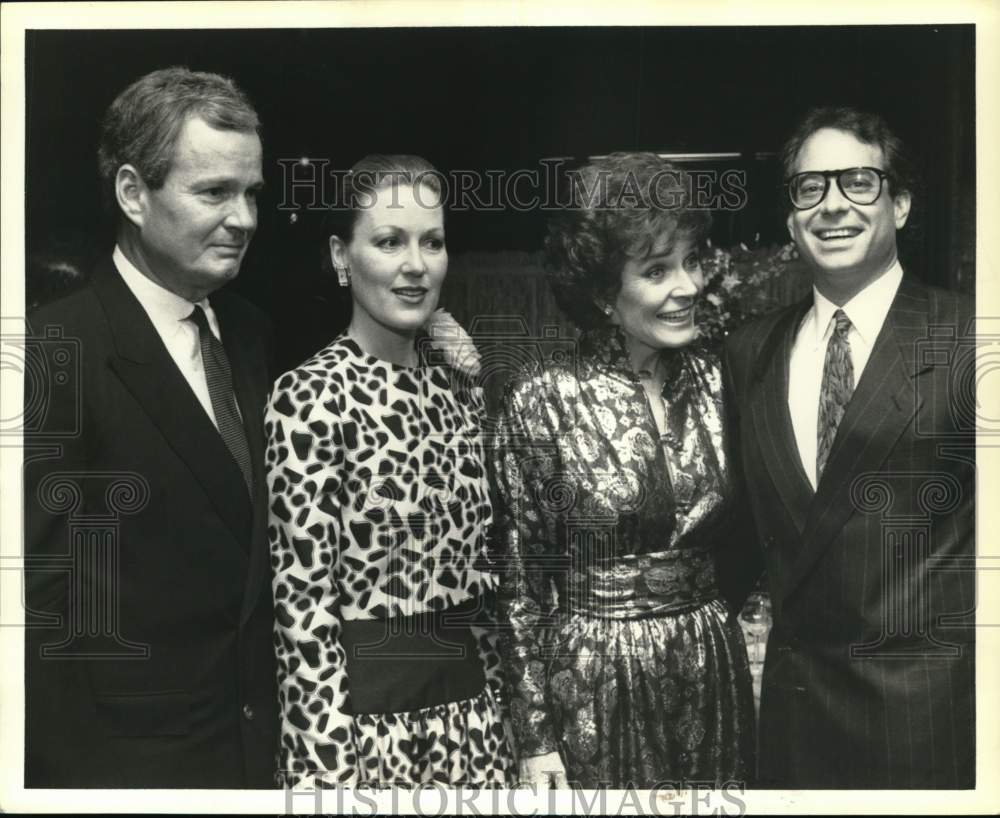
[788, 261, 903, 489]
[113, 245, 227, 430]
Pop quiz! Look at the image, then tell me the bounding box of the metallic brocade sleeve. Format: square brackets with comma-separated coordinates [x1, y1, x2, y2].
[490, 377, 563, 758]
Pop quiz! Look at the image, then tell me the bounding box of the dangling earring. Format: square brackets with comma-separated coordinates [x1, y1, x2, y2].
[335, 264, 351, 287]
[599, 303, 614, 319]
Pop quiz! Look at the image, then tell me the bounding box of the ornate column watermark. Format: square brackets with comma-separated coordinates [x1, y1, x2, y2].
[29, 471, 150, 659]
[849, 471, 965, 659]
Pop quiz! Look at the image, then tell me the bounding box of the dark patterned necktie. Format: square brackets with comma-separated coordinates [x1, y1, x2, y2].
[188, 305, 253, 496]
[816, 309, 855, 480]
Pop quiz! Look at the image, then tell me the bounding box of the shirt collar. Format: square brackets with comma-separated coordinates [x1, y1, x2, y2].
[808, 260, 903, 350]
[113, 245, 211, 327]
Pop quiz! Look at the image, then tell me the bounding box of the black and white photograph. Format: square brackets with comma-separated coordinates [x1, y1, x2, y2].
[1, 1, 997, 813]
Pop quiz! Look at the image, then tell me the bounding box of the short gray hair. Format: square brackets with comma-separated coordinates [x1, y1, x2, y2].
[97, 66, 260, 210]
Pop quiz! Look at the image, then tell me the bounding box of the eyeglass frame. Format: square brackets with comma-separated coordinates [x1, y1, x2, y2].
[784, 166, 892, 211]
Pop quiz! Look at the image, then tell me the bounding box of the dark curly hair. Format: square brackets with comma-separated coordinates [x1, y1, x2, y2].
[544, 152, 712, 330]
[779, 106, 918, 211]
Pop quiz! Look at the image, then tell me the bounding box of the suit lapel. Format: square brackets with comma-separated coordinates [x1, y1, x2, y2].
[92, 260, 253, 549]
[783, 279, 931, 601]
[748, 299, 814, 535]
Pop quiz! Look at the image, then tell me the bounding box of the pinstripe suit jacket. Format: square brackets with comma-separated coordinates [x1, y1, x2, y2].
[724, 277, 975, 788]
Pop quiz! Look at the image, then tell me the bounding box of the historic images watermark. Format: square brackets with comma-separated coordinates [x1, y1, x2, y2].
[281, 779, 749, 815]
[276, 159, 750, 214]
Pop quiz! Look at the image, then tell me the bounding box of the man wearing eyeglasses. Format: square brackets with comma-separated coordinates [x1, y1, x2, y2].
[724, 106, 974, 788]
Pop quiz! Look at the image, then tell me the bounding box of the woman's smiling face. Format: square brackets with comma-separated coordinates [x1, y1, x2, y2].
[611, 234, 704, 355]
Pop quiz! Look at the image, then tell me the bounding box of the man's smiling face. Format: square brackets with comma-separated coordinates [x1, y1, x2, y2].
[787, 127, 911, 295]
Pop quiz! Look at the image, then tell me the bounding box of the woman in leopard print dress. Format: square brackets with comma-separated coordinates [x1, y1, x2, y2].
[265, 155, 514, 788]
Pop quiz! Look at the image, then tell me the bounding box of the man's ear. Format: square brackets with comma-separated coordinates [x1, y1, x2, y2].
[115, 165, 147, 228]
[328, 234, 348, 269]
[893, 189, 912, 230]
[786, 210, 795, 240]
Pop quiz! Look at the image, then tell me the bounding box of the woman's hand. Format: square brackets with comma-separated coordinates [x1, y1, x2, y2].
[518, 751, 568, 788]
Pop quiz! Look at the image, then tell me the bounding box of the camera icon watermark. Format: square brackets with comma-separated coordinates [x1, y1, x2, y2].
[913, 315, 1000, 439]
[419, 315, 581, 427]
[1, 319, 82, 439]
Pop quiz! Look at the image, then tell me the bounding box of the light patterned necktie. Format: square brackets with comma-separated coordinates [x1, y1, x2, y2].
[188, 305, 253, 496]
[816, 309, 855, 480]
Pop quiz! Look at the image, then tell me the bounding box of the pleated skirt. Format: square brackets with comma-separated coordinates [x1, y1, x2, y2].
[544, 598, 755, 788]
[352, 684, 515, 786]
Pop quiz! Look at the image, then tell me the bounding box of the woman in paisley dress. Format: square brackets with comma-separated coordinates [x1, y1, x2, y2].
[265, 155, 514, 788]
[491, 152, 756, 788]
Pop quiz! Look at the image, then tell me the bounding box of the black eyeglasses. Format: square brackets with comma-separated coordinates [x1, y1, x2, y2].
[785, 167, 890, 210]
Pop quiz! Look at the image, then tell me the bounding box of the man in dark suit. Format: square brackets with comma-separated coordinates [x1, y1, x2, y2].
[24, 67, 278, 788]
[725, 107, 975, 788]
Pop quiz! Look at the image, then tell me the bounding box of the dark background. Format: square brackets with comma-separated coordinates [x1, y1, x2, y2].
[25, 25, 975, 369]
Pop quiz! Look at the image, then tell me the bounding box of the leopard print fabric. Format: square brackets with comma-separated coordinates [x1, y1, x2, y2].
[265, 335, 513, 787]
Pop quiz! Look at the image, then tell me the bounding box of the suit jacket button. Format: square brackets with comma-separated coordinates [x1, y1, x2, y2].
[243, 704, 255, 721]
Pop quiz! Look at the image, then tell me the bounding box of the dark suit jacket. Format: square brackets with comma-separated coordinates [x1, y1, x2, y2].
[724, 277, 975, 788]
[23, 257, 279, 788]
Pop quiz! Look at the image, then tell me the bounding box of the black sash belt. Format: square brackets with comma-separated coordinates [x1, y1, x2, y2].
[341, 597, 486, 715]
